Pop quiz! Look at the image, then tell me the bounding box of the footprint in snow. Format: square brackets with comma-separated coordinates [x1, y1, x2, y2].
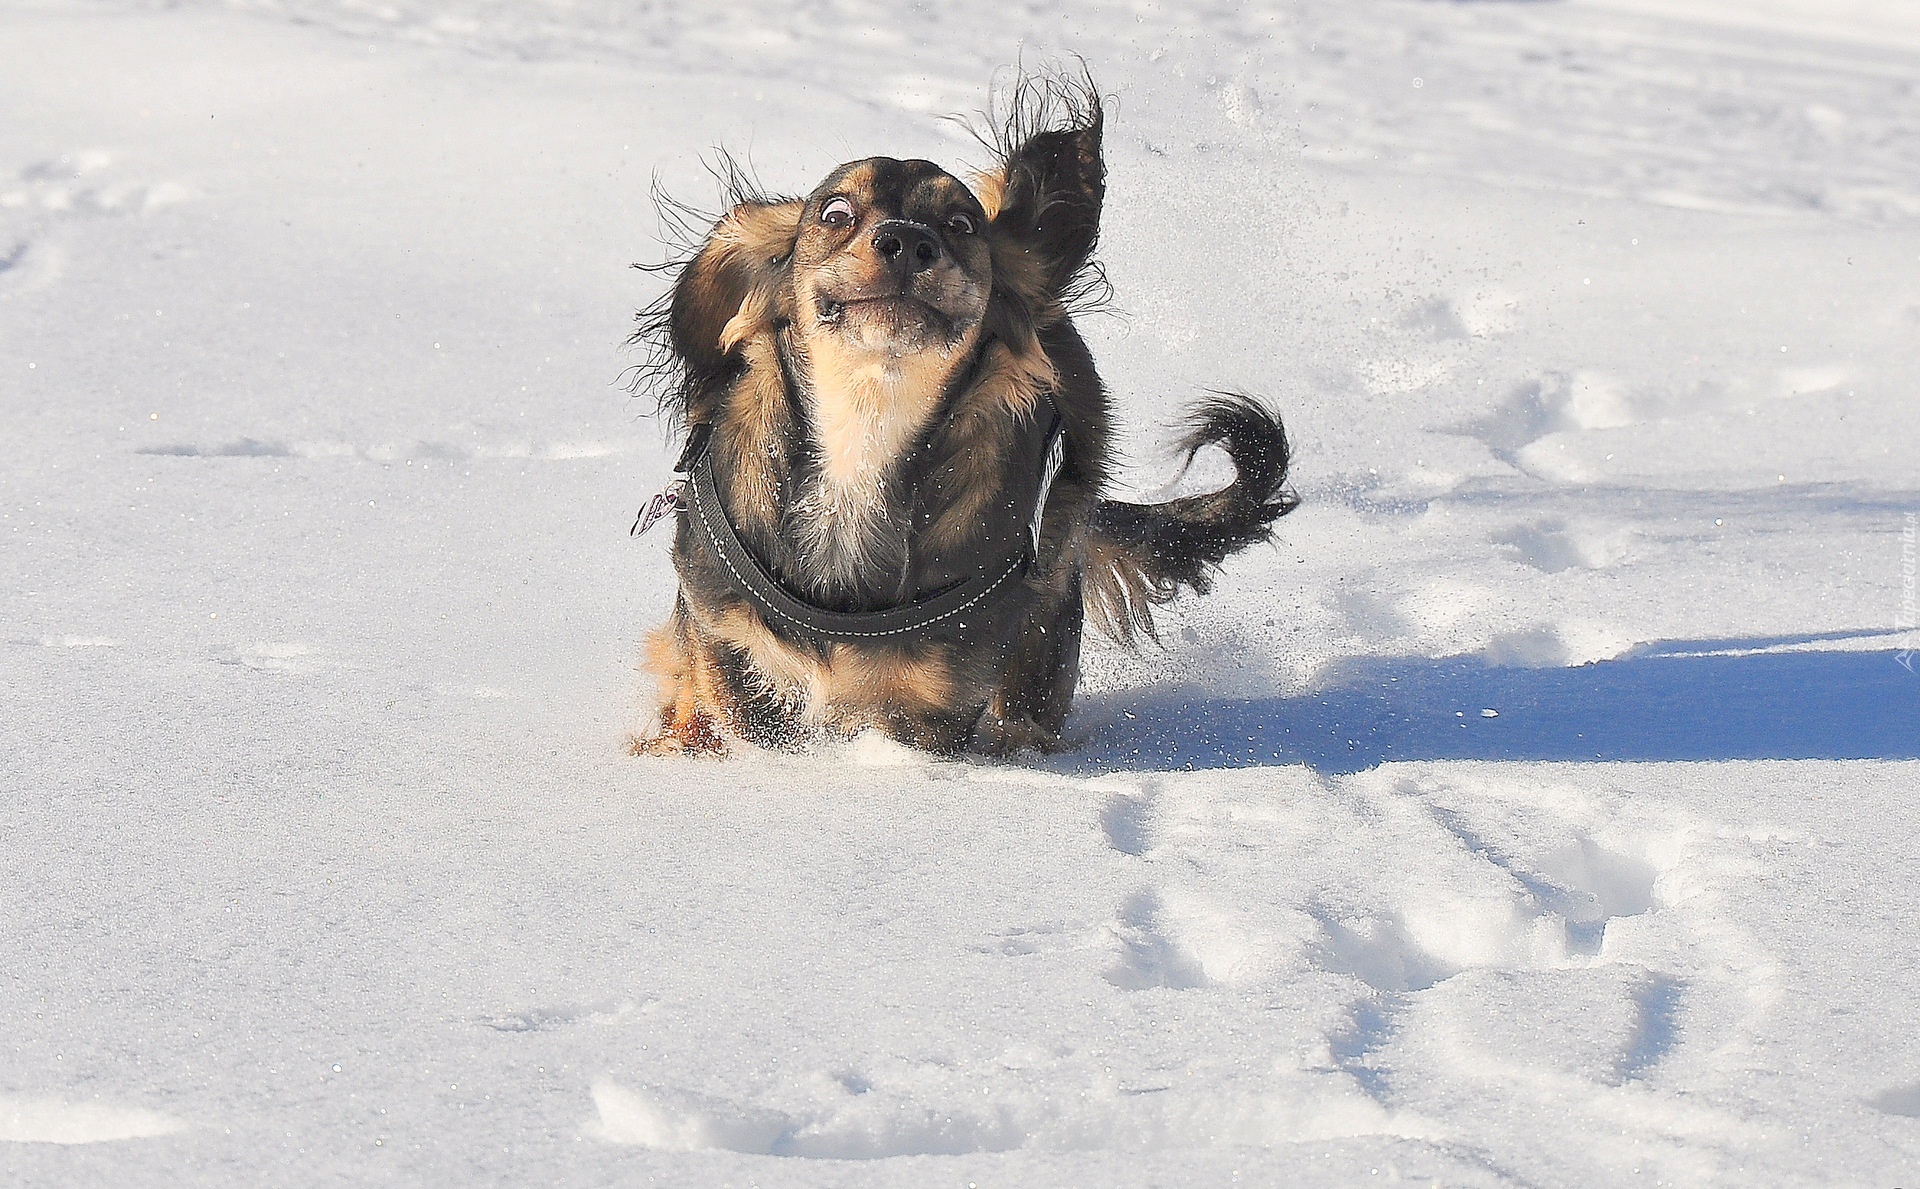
[1493, 517, 1631, 573]
[1313, 906, 1461, 995]
[136, 438, 624, 462]
[138, 438, 294, 459]
[480, 998, 640, 1033]
[972, 919, 1096, 958]
[586, 1080, 1024, 1158]
[0, 236, 61, 296]
[1461, 370, 1635, 468]
[1391, 965, 1686, 1087]
[1426, 808, 1659, 958]
[1103, 888, 1212, 992]
[1099, 786, 1158, 856]
[217, 642, 317, 674]
[1, 152, 190, 298]
[1867, 1081, 1920, 1118]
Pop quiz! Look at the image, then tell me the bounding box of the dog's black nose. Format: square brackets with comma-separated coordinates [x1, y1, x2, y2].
[871, 220, 941, 274]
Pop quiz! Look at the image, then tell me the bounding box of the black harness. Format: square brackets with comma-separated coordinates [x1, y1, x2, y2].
[637, 395, 1065, 644]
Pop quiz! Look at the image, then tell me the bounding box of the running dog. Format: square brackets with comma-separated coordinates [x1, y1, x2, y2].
[631, 73, 1297, 757]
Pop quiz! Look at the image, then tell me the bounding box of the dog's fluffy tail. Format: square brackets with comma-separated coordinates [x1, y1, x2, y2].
[1084, 392, 1299, 644]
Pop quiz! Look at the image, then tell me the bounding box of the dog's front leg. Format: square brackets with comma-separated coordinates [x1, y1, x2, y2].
[973, 570, 1085, 755]
[632, 597, 729, 757]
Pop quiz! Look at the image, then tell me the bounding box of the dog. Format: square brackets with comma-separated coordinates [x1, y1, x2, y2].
[630, 73, 1297, 757]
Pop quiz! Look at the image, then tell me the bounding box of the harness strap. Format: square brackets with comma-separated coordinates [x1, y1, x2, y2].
[681, 397, 1064, 644]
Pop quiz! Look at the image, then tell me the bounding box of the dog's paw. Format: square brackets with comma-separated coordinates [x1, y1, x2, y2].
[627, 711, 728, 758]
[970, 712, 1065, 758]
[627, 732, 728, 759]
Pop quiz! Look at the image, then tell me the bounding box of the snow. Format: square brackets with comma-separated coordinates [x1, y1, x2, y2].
[2, 0, 1917, 1184]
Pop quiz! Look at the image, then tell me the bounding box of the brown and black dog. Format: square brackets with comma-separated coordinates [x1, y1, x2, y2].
[631, 74, 1297, 757]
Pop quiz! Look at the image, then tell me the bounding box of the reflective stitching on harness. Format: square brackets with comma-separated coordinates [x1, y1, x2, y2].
[689, 476, 1027, 640]
[670, 389, 1060, 643]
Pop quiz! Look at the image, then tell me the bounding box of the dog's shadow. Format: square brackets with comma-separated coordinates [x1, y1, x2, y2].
[1057, 634, 1919, 775]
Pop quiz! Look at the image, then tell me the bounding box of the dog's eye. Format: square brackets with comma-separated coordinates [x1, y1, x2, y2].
[820, 197, 855, 228]
[946, 213, 976, 236]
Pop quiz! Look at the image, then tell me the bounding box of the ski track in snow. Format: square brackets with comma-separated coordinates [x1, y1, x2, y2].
[3, 0, 1919, 1184]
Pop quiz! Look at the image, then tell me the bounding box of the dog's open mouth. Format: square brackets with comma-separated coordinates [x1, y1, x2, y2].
[818, 293, 932, 323]
[817, 293, 957, 345]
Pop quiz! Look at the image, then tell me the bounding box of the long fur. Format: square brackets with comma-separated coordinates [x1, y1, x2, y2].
[632, 70, 1299, 757]
[623, 156, 797, 432]
[1085, 393, 1300, 644]
[964, 64, 1115, 318]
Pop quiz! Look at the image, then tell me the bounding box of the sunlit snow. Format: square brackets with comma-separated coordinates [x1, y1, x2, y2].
[3, 0, 1917, 1184]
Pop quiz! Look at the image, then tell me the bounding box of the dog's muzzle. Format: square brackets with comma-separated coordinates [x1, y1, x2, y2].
[869, 220, 941, 277]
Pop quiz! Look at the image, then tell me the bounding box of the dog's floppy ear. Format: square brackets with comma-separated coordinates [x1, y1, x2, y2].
[977, 74, 1104, 302]
[627, 186, 799, 426]
[671, 199, 803, 379]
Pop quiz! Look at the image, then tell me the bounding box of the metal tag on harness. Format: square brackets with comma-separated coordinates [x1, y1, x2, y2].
[630, 423, 713, 540]
[631, 479, 687, 538]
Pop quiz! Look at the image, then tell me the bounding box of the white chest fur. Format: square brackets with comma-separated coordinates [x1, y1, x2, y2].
[789, 333, 970, 594]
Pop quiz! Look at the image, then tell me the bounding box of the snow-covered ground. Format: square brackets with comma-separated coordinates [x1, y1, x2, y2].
[3, 0, 1918, 1184]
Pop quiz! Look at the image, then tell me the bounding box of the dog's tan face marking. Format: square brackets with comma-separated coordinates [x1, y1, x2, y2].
[778, 158, 997, 590]
[791, 158, 991, 358]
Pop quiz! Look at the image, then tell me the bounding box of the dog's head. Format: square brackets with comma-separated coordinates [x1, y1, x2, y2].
[638, 74, 1106, 420]
[791, 158, 991, 358]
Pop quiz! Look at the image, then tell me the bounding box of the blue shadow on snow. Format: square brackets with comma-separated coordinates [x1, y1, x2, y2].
[1066, 637, 1919, 775]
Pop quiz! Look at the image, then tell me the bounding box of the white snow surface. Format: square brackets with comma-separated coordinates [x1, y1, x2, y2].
[3, 0, 1919, 1184]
